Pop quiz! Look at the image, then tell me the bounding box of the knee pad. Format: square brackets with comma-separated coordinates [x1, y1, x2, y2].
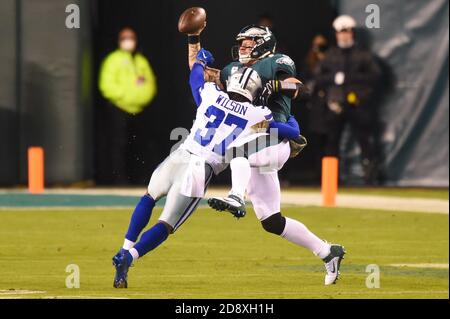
[261, 212, 286, 235]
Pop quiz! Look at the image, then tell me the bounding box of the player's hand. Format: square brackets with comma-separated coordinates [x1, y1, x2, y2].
[251, 119, 271, 133]
[196, 48, 214, 66]
[256, 80, 276, 106]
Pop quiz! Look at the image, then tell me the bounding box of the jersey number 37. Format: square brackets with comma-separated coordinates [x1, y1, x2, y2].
[194, 105, 248, 156]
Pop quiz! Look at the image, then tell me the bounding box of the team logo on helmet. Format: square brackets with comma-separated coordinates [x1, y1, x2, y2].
[231, 25, 277, 64]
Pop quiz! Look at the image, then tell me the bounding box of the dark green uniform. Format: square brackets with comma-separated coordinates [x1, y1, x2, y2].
[220, 53, 296, 123]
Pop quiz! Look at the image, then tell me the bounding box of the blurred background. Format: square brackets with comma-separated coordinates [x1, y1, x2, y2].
[0, 0, 448, 188]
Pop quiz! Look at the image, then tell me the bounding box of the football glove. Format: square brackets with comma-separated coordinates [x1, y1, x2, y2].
[196, 48, 215, 67]
[256, 80, 275, 106]
[289, 135, 308, 158]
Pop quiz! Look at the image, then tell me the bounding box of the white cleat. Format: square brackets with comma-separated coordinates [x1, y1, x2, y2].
[323, 244, 346, 285]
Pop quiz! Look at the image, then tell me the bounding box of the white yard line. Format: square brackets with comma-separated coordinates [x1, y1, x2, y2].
[389, 263, 449, 269]
[0, 290, 45, 295]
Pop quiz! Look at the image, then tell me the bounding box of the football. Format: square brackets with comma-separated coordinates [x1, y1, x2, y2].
[178, 7, 206, 34]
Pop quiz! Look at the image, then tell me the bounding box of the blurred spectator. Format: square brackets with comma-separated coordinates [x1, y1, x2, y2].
[299, 34, 330, 182]
[314, 15, 382, 185]
[98, 27, 157, 184]
[305, 34, 328, 78]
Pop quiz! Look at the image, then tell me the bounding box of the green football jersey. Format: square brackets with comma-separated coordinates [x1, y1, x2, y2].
[220, 53, 296, 122]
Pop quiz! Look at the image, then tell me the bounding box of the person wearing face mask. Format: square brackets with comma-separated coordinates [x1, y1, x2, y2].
[98, 27, 157, 184]
[299, 34, 330, 183]
[313, 15, 382, 185]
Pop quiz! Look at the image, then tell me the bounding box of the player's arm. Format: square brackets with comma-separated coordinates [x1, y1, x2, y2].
[205, 67, 222, 87]
[267, 78, 307, 100]
[269, 115, 300, 139]
[187, 28, 222, 86]
[272, 55, 307, 99]
[189, 48, 215, 106]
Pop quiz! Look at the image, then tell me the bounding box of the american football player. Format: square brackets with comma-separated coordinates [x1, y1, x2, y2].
[111, 48, 299, 288]
[186, 25, 346, 285]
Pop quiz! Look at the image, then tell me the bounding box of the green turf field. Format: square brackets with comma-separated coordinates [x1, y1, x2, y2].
[0, 205, 448, 299]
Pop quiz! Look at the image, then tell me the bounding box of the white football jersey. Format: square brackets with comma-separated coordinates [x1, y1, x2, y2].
[181, 82, 272, 174]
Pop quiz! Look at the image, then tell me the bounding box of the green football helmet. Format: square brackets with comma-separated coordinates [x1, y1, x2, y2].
[231, 25, 277, 64]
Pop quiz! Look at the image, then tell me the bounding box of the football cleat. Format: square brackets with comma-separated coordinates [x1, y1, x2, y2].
[207, 194, 246, 219]
[323, 244, 346, 285]
[112, 248, 132, 288]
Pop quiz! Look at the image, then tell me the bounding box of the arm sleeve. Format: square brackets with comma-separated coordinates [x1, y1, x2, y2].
[269, 116, 300, 139]
[189, 62, 206, 106]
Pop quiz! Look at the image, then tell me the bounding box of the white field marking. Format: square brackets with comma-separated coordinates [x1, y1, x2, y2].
[0, 206, 136, 211]
[70, 290, 449, 298]
[0, 188, 145, 196]
[389, 263, 449, 269]
[207, 188, 449, 214]
[0, 290, 46, 295]
[0, 204, 211, 211]
[40, 296, 129, 299]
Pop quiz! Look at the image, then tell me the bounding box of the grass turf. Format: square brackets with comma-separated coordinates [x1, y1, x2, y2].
[0, 206, 448, 299]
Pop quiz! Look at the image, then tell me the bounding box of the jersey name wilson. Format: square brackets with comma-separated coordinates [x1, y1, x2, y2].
[216, 95, 248, 116]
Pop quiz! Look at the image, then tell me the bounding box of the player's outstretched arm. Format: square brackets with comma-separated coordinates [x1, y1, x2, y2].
[189, 49, 215, 106]
[187, 30, 221, 86]
[269, 115, 300, 139]
[186, 18, 206, 70]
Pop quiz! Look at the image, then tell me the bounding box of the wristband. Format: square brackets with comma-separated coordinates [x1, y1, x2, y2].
[188, 35, 200, 44]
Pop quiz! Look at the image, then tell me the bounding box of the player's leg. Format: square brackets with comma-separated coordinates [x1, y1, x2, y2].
[112, 149, 193, 288]
[208, 155, 249, 218]
[113, 155, 214, 288]
[229, 157, 251, 200]
[118, 152, 177, 252]
[208, 137, 286, 218]
[247, 166, 345, 285]
[128, 162, 214, 262]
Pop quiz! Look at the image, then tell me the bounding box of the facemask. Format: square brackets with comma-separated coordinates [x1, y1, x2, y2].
[120, 39, 136, 52]
[337, 38, 354, 49]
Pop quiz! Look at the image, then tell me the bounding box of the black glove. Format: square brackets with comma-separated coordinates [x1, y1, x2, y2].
[256, 81, 275, 106]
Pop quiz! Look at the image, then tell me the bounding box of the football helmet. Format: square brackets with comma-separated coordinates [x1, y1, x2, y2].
[226, 67, 262, 102]
[231, 25, 277, 64]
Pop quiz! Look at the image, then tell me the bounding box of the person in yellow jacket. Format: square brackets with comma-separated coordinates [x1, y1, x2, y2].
[99, 28, 157, 114]
[97, 27, 157, 184]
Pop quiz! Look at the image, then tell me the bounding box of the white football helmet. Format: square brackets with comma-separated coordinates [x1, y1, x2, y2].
[226, 67, 262, 102]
